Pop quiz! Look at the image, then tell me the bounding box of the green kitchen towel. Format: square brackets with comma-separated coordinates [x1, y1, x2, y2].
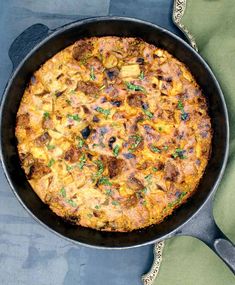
[144, 1, 235, 284]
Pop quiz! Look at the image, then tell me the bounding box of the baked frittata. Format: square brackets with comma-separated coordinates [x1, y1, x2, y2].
[15, 37, 212, 231]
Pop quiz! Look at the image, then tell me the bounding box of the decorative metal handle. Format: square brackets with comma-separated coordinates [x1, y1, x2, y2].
[172, 0, 198, 51]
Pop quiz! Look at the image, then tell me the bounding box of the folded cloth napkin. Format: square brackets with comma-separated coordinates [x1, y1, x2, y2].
[143, 0, 235, 284]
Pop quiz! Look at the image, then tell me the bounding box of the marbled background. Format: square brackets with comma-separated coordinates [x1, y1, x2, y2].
[0, 1, 183, 284]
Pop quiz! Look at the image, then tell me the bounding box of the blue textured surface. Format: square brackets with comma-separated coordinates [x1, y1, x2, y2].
[0, 1, 183, 284]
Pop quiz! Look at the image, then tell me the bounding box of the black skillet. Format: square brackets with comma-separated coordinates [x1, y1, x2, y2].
[0, 17, 234, 274]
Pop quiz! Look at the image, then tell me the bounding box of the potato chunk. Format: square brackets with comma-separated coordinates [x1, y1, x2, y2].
[120, 64, 140, 78]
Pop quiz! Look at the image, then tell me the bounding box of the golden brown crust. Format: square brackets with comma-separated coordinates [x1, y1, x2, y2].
[15, 36, 212, 231]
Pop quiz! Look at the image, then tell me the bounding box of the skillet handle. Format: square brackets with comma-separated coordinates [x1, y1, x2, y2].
[8, 23, 50, 71]
[176, 200, 235, 274]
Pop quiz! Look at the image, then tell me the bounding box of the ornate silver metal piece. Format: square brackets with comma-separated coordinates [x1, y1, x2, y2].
[172, 0, 198, 51]
[142, 241, 165, 285]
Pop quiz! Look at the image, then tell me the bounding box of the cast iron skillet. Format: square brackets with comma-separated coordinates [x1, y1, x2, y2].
[0, 17, 235, 273]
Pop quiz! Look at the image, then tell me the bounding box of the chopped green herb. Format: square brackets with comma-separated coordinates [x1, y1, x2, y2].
[70, 90, 76, 94]
[145, 174, 152, 182]
[66, 165, 73, 171]
[92, 143, 100, 148]
[60, 187, 66, 198]
[125, 82, 146, 92]
[177, 100, 189, 121]
[139, 70, 144, 80]
[163, 146, 169, 150]
[46, 144, 55, 150]
[87, 213, 93, 218]
[48, 158, 55, 167]
[95, 205, 101, 210]
[95, 160, 104, 177]
[129, 134, 142, 152]
[142, 108, 154, 119]
[172, 148, 187, 159]
[168, 192, 187, 208]
[99, 84, 106, 91]
[142, 200, 147, 206]
[112, 200, 119, 206]
[95, 106, 110, 119]
[67, 114, 81, 121]
[77, 137, 84, 148]
[158, 127, 163, 131]
[113, 145, 120, 157]
[67, 199, 77, 207]
[105, 189, 113, 196]
[141, 187, 148, 194]
[98, 176, 112, 186]
[150, 145, 161, 153]
[43, 111, 50, 119]
[66, 99, 71, 105]
[90, 66, 96, 81]
[152, 167, 158, 172]
[78, 154, 86, 169]
[177, 100, 184, 111]
[72, 114, 81, 121]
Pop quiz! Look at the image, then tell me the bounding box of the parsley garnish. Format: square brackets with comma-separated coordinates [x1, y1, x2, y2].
[78, 154, 86, 169]
[141, 187, 148, 194]
[92, 143, 100, 148]
[48, 158, 55, 167]
[112, 200, 119, 206]
[177, 100, 189, 121]
[125, 82, 146, 92]
[95, 106, 110, 119]
[66, 165, 73, 171]
[177, 100, 184, 111]
[98, 177, 112, 186]
[43, 111, 50, 119]
[152, 167, 158, 172]
[129, 134, 142, 152]
[139, 71, 144, 80]
[105, 189, 113, 196]
[90, 66, 96, 81]
[142, 200, 147, 206]
[113, 145, 120, 157]
[142, 108, 154, 119]
[95, 160, 104, 177]
[145, 174, 152, 182]
[150, 145, 161, 153]
[77, 137, 84, 148]
[168, 192, 187, 208]
[46, 144, 55, 150]
[172, 148, 187, 159]
[67, 114, 81, 121]
[60, 187, 66, 198]
[67, 199, 77, 207]
[95, 205, 101, 210]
